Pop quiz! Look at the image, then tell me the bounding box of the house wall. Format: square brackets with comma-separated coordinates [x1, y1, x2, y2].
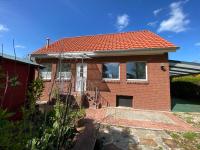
[36, 53, 171, 111]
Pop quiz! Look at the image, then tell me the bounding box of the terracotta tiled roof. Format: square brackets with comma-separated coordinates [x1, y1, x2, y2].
[32, 30, 177, 54]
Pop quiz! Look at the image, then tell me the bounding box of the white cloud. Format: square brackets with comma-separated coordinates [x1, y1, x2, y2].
[195, 42, 200, 46]
[147, 21, 158, 27]
[157, 0, 190, 33]
[116, 14, 129, 31]
[0, 24, 9, 32]
[153, 8, 162, 16]
[15, 45, 26, 49]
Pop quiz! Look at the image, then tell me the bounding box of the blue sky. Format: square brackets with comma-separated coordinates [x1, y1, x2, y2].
[0, 0, 200, 61]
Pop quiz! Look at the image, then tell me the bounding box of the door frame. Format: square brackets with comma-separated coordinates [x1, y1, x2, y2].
[75, 63, 87, 92]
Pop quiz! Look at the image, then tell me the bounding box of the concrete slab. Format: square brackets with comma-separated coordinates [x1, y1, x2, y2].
[106, 107, 175, 124]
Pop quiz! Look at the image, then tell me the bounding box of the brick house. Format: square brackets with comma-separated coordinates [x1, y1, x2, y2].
[31, 30, 178, 111]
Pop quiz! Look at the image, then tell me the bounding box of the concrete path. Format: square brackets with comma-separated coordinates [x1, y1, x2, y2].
[86, 107, 198, 132]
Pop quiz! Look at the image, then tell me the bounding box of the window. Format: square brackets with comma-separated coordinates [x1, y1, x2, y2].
[126, 62, 146, 80]
[40, 63, 52, 80]
[116, 95, 133, 107]
[56, 63, 71, 80]
[102, 63, 119, 79]
[80, 65, 83, 77]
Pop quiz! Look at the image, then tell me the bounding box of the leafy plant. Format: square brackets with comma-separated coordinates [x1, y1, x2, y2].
[0, 108, 14, 120]
[183, 132, 198, 140]
[0, 74, 85, 150]
[9, 76, 20, 87]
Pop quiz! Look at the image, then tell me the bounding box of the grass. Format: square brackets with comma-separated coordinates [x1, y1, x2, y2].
[169, 112, 200, 149]
[174, 112, 200, 129]
[183, 132, 198, 140]
[168, 131, 200, 150]
[186, 116, 193, 123]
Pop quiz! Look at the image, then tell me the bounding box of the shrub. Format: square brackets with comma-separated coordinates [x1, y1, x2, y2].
[171, 75, 200, 100]
[0, 77, 85, 150]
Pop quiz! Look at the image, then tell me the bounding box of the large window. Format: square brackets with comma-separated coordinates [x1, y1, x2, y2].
[40, 63, 52, 80]
[102, 63, 119, 79]
[126, 62, 147, 80]
[56, 63, 71, 80]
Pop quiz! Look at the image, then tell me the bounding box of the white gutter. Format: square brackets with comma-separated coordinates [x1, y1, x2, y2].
[31, 47, 178, 59]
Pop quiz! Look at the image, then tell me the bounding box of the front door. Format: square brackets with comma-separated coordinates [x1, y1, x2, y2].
[76, 63, 87, 92]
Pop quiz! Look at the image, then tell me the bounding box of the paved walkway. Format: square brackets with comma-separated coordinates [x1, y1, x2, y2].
[86, 107, 198, 132]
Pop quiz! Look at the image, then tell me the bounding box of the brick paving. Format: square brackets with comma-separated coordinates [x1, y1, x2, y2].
[86, 107, 198, 132]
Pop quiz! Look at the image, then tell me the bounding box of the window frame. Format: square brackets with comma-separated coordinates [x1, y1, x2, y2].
[126, 61, 148, 81]
[102, 62, 120, 81]
[40, 63, 52, 80]
[56, 63, 71, 80]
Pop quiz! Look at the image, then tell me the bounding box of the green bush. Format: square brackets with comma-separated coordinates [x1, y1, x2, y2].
[0, 77, 85, 150]
[171, 75, 200, 100]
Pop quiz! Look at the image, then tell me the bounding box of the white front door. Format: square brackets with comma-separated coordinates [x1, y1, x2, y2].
[76, 63, 87, 92]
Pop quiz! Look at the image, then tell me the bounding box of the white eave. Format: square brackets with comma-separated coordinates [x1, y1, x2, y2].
[31, 47, 178, 59]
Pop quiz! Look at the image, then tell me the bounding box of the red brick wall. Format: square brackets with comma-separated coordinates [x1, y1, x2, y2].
[36, 53, 171, 111]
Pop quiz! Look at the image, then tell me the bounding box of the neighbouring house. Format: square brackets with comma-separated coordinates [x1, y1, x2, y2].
[0, 53, 41, 119]
[31, 30, 179, 111]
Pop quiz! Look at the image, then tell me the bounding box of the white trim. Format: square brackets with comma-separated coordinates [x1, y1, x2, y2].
[31, 47, 177, 58]
[102, 62, 120, 80]
[126, 61, 148, 81]
[76, 63, 87, 92]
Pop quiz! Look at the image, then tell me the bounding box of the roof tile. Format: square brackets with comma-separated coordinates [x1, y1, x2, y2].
[32, 30, 177, 54]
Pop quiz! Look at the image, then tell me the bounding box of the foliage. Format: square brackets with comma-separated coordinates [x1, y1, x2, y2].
[169, 131, 200, 150]
[172, 74, 200, 85]
[0, 77, 86, 150]
[9, 76, 20, 87]
[183, 132, 198, 140]
[0, 108, 14, 120]
[31, 101, 85, 150]
[171, 75, 200, 100]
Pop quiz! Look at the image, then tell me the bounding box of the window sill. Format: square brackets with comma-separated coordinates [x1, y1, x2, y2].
[55, 79, 71, 82]
[102, 79, 120, 83]
[42, 79, 51, 82]
[126, 80, 149, 84]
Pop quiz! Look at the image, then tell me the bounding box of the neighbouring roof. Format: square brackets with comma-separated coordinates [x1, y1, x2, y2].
[32, 30, 178, 55]
[169, 60, 200, 76]
[0, 53, 41, 66]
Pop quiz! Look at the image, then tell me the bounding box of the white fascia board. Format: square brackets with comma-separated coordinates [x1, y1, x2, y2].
[93, 48, 177, 57]
[47, 52, 95, 59]
[31, 47, 177, 58]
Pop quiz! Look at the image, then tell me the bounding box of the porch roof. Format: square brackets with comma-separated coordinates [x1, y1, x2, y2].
[169, 60, 200, 76]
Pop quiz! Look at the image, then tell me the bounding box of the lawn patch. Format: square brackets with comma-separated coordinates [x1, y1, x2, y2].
[168, 131, 200, 150]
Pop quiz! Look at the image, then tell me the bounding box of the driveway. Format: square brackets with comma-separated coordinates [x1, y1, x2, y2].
[86, 107, 198, 132]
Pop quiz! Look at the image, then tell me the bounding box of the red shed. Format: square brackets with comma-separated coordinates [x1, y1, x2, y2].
[0, 53, 41, 120]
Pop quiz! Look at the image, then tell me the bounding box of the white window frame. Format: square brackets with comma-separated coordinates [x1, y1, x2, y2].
[56, 63, 71, 80]
[102, 62, 120, 81]
[40, 63, 52, 80]
[126, 61, 148, 81]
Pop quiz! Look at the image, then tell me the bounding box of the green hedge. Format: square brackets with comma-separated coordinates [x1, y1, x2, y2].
[171, 75, 200, 100]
